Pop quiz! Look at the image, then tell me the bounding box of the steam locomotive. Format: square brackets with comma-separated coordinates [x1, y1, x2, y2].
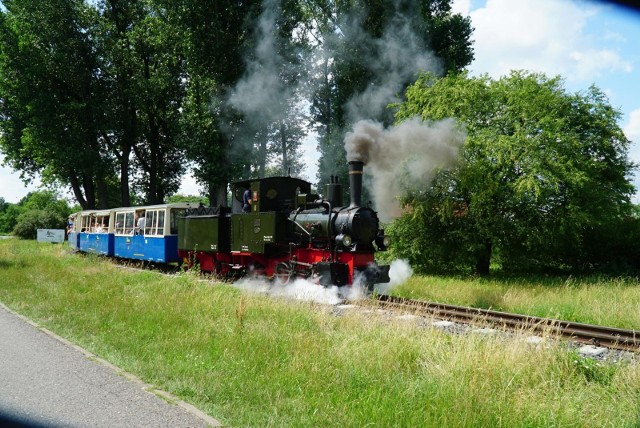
[68, 161, 390, 288]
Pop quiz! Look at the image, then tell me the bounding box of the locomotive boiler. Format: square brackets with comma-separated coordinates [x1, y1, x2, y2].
[177, 161, 390, 288]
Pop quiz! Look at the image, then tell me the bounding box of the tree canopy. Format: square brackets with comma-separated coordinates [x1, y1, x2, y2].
[308, 0, 474, 192]
[0, 0, 474, 209]
[389, 71, 636, 274]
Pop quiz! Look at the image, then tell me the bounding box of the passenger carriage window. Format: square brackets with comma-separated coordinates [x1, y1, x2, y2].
[115, 212, 135, 235]
[95, 215, 109, 233]
[116, 213, 125, 234]
[124, 212, 134, 235]
[157, 211, 165, 235]
[145, 210, 156, 236]
[81, 215, 91, 232]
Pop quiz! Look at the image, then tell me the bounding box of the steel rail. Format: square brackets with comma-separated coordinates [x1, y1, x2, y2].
[372, 295, 640, 352]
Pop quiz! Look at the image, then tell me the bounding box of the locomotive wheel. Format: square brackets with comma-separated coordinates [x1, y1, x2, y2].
[274, 262, 293, 285]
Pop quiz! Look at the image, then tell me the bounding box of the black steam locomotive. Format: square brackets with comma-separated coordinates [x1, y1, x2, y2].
[177, 161, 390, 288]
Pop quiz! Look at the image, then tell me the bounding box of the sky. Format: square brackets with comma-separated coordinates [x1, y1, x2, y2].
[1, 0, 640, 203]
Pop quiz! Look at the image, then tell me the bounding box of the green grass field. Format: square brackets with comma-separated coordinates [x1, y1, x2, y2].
[1, 240, 639, 427]
[389, 274, 640, 329]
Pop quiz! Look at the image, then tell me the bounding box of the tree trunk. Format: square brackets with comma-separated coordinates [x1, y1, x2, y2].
[96, 175, 109, 209]
[215, 183, 227, 208]
[475, 241, 492, 276]
[81, 173, 96, 209]
[207, 181, 227, 207]
[208, 184, 217, 207]
[120, 142, 131, 207]
[69, 173, 88, 209]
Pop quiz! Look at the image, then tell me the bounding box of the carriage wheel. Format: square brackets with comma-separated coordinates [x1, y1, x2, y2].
[274, 262, 293, 285]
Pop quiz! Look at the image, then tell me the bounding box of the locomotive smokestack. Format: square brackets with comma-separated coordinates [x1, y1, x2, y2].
[348, 161, 364, 207]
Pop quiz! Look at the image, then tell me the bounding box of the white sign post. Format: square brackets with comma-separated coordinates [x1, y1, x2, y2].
[37, 229, 65, 243]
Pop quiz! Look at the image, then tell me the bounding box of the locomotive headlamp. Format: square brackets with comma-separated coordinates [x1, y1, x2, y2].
[336, 233, 353, 248]
[375, 234, 390, 250]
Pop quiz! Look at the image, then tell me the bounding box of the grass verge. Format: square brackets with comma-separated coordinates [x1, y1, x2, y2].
[390, 275, 640, 329]
[1, 240, 639, 427]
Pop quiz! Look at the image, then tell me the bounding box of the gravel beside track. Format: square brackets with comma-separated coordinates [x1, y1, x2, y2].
[336, 297, 639, 364]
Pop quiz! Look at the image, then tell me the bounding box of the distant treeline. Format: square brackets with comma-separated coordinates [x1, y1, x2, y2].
[0, 192, 71, 239]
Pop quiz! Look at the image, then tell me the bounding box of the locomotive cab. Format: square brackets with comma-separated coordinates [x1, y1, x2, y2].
[230, 176, 317, 256]
[231, 176, 314, 214]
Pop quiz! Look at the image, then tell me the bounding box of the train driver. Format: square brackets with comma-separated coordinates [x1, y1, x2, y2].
[242, 188, 252, 213]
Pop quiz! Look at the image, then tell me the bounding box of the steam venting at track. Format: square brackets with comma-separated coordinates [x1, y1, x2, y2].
[344, 118, 466, 222]
[233, 259, 413, 304]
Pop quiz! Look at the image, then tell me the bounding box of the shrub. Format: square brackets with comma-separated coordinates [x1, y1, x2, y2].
[13, 209, 66, 239]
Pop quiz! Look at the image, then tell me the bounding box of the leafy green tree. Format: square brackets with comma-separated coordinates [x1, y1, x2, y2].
[161, 0, 263, 206]
[391, 71, 635, 274]
[307, 0, 474, 189]
[97, 0, 186, 205]
[10, 191, 71, 239]
[0, 0, 112, 209]
[0, 200, 21, 234]
[12, 209, 66, 239]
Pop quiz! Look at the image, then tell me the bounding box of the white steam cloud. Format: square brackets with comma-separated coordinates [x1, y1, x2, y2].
[233, 260, 413, 304]
[344, 117, 466, 221]
[233, 277, 371, 305]
[344, 22, 441, 122]
[228, 1, 291, 124]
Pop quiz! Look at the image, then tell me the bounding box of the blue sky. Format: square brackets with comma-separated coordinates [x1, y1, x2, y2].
[452, 0, 640, 199]
[2, 0, 640, 203]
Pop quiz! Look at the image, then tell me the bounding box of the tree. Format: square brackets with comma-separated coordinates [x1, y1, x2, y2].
[162, 0, 263, 206]
[0, 0, 112, 209]
[227, 0, 310, 182]
[98, 0, 187, 205]
[0, 197, 21, 234]
[307, 0, 474, 190]
[390, 71, 635, 274]
[10, 191, 71, 239]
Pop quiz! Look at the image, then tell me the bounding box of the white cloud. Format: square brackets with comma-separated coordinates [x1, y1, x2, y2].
[625, 108, 640, 160]
[467, 0, 632, 81]
[451, 0, 471, 16]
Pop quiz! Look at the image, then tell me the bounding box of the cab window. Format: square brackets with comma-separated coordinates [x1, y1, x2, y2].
[170, 209, 185, 235]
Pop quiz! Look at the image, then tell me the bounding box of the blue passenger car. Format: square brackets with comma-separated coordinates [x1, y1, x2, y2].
[78, 210, 114, 256]
[113, 203, 193, 263]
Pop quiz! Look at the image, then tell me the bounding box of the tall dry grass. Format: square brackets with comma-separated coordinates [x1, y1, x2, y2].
[392, 275, 640, 329]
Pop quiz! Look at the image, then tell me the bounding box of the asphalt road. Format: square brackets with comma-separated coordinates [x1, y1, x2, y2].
[0, 304, 219, 427]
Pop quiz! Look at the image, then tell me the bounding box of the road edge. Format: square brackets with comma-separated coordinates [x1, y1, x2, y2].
[0, 302, 223, 427]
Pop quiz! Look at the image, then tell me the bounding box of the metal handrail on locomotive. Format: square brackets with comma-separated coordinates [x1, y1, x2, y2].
[177, 161, 390, 288]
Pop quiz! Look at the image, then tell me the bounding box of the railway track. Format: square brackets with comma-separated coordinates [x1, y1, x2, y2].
[369, 295, 640, 352]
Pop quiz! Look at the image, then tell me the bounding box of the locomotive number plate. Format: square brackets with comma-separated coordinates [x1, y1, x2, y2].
[263, 235, 273, 242]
